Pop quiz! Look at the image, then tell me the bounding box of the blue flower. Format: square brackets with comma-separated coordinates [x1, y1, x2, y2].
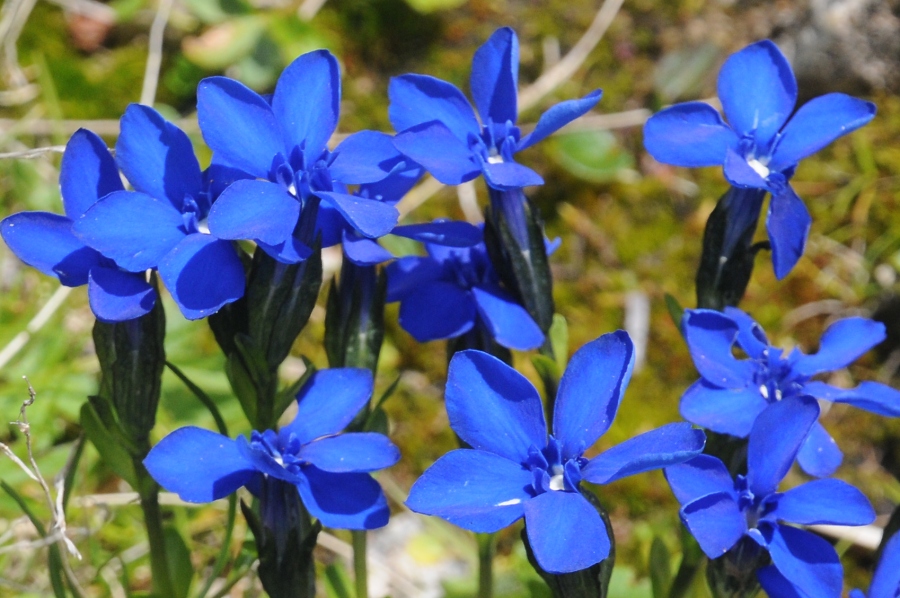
[144, 368, 399, 529]
[680, 307, 900, 477]
[197, 50, 403, 264]
[406, 332, 705, 573]
[71, 104, 247, 320]
[389, 27, 602, 191]
[0, 128, 155, 322]
[850, 532, 900, 598]
[643, 40, 875, 279]
[666, 396, 874, 598]
[386, 226, 543, 351]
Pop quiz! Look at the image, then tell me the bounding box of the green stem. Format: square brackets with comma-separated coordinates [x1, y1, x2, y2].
[352, 530, 368, 598]
[138, 487, 176, 598]
[477, 532, 496, 598]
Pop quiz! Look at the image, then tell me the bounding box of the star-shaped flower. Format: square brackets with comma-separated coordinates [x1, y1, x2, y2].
[144, 368, 399, 529]
[1, 128, 155, 322]
[644, 40, 876, 278]
[198, 50, 403, 264]
[406, 332, 705, 573]
[72, 104, 246, 320]
[680, 307, 900, 476]
[389, 27, 602, 191]
[666, 396, 874, 598]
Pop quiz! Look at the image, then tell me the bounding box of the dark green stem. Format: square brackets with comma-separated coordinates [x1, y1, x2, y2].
[137, 480, 176, 598]
[352, 530, 368, 598]
[477, 532, 496, 598]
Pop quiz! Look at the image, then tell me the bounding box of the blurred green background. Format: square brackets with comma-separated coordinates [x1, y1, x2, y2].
[2, 0, 900, 595]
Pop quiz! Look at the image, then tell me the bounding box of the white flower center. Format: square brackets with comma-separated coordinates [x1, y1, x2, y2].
[549, 473, 566, 491]
[746, 158, 770, 179]
[487, 155, 504, 164]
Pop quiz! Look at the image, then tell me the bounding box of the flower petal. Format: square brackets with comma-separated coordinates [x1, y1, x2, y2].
[723, 147, 769, 189]
[523, 491, 609, 574]
[722, 307, 770, 359]
[158, 234, 245, 320]
[766, 183, 811, 280]
[717, 40, 797, 144]
[679, 492, 745, 558]
[471, 285, 544, 351]
[295, 467, 389, 530]
[582, 423, 705, 485]
[642, 102, 738, 167]
[682, 309, 757, 388]
[470, 27, 519, 125]
[398, 281, 476, 341]
[765, 525, 843, 598]
[316, 191, 398, 239]
[74, 191, 185, 272]
[793, 317, 886, 376]
[197, 76, 283, 179]
[665, 454, 736, 505]
[391, 221, 481, 247]
[392, 121, 481, 185]
[273, 50, 340, 164]
[342, 231, 393, 266]
[680, 379, 768, 437]
[0, 212, 100, 286]
[756, 566, 805, 598]
[405, 449, 533, 533]
[60, 129, 123, 219]
[207, 180, 299, 245]
[116, 104, 202, 210]
[282, 368, 373, 444]
[796, 421, 842, 478]
[256, 236, 314, 265]
[446, 349, 546, 463]
[388, 74, 481, 140]
[88, 266, 156, 322]
[298, 433, 399, 473]
[518, 90, 603, 150]
[553, 331, 635, 460]
[482, 161, 544, 190]
[747, 396, 819, 497]
[870, 532, 900, 598]
[770, 93, 876, 171]
[143, 426, 256, 502]
[329, 131, 403, 185]
[385, 256, 444, 301]
[804, 380, 900, 417]
[771, 478, 874, 526]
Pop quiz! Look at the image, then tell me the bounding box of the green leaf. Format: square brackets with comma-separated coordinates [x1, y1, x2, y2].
[164, 526, 194, 598]
[79, 402, 137, 488]
[547, 130, 635, 184]
[182, 16, 268, 70]
[365, 407, 389, 436]
[649, 537, 672, 598]
[403, 0, 467, 13]
[273, 359, 315, 424]
[165, 361, 228, 436]
[652, 43, 719, 103]
[532, 354, 561, 397]
[664, 294, 685, 332]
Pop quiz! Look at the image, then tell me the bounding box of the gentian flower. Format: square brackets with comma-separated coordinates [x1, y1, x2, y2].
[666, 396, 874, 598]
[386, 226, 543, 351]
[643, 40, 876, 278]
[681, 307, 900, 477]
[72, 104, 246, 320]
[144, 368, 399, 529]
[850, 532, 900, 598]
[197, 49, 403, 264]
[406, 332, 706, 573]
[389, 27, 602, 191]
[0, 128, 155, 322]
